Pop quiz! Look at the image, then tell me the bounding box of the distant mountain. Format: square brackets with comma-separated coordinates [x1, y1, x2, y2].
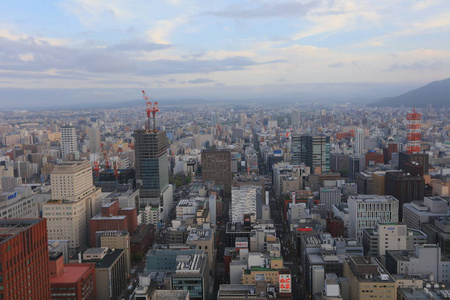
[369, 77, 450, 108]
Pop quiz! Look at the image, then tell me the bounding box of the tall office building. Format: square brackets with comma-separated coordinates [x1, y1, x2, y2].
[231, 185, 262, 223]
[88, 125, 101, 153]
[0, 219, 51, 299]
[134, 129, 173, 220]
[60, 126, 77, 159]
[354, 128, 364, 155]
[134, 130, 169, 198]
[348, 195, 399, 243]
[211, 112, 219, 127]
[43, 161, 102, 254]
[348, 154, 365, 180]
[385, 172, 425, 220]
[291, 110, 300, 128]
[202, 148, 232, 199]
[292, 135, 330, 173]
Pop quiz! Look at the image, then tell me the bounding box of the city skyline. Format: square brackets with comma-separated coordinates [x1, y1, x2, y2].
[1, 0, 450, 108]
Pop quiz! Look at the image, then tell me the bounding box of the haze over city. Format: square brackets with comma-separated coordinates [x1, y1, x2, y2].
[1, 0, 450, 108]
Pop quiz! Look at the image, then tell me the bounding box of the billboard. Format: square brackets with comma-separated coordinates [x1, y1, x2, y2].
[279, 274, 291, 293]
[235, 241, 248, 248]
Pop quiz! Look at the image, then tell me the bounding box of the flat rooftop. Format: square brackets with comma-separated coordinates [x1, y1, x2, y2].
[50, 264, 93, 284]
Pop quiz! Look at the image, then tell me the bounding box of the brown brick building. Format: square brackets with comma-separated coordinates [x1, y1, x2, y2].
[202, 148, 232, 199]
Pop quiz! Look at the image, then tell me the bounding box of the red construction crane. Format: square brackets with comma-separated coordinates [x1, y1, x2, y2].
[142, 90, 159, 132]
[93, 161, 100, 178]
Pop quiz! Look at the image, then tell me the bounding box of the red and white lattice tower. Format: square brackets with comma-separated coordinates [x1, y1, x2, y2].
[406, 108, 422, 154]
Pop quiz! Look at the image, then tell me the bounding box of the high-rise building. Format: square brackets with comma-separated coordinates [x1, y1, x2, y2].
[292, 135, 330, 173]
[60, 126, 77, 159]
[291, 110, 300, 128]
[202, 148, 232, 199]
[43, 161, 102, 254]
[348, 154, 365, 180]
[211, 112, 219, 127]
[385, 172, 425, 220]
[348, 195, 399, 243]
[88, 125, 101, 153]
[354, 129, 364, 155]
[231, 185, 261, 223]
[134, 130, 169, 199]
[0, 218, 51, 299]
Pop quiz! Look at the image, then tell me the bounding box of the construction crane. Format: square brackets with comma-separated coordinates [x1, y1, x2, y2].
[142, 90, 159, 132]
[93, 161, 100, 179]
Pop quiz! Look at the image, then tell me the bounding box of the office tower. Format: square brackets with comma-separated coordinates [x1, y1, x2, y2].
[291, 110, 300, 128]
[88, 125, 101, 153]
[134, 130, 169, 198]
[348, 195, 399, 243]
[60, 126, 77, 159]
[0, 219, 51, 299]
[134, 129, 172, 220]
[291, 134, 302, 165]
[343, 256, 396, 300]
[319, 187, 341, 211]
[239, 113, 246, 127]
[348, 154, 364, 180]
[292, 135, 330, 173]
[398, 152, 429, 175]
[385, 172, 425, 220]
[171, 253, 209, 300]
[354, 128, 364, 155]
[43, 161, 102, 255]
[231, 185, 261, 223]
[202, 148, 232, 199]
[211, 112, 219, 127]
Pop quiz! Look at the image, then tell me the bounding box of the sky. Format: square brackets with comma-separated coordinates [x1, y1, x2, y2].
[1, 0, 450, 108]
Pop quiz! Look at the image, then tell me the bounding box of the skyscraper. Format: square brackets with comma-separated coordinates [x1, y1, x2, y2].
[88, 125, 101, 153]
[211, 112, 219, 127]
[202, 148, 232, 199]
[134, 129, 169, 199]
[60, 126, 77, 159]
[291, 110, 300, 128]
[385, 171, 425, 220]
[0, 218, 51, 299]
[354, 128, 364, 155]
[292, 135, 330, 173]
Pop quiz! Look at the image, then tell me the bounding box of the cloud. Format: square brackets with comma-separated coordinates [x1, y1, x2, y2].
[202, 1, 319, 18]
[107, 39, 172, 52]
[147, 17, 186, 44]
[186, 78, 215, 84]
[385, 60, 443, 72]
[328, 62, 345, 68]
[411, 0, 441, 11]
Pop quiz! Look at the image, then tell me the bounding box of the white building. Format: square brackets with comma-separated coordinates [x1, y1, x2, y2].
[354, 128, 364, 155]
[231, 185, 257, 224]
[60, 126, 77, 159]
[43, 161, 101, 255]
[348, 195, 399, 243]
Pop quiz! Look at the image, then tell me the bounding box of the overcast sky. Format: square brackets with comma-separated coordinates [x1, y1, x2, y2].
[1, 0, 449, 108]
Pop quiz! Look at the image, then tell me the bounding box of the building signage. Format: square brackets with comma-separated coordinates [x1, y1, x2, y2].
[279, 274, 291, 293]
[235, 242, 248, 248]
[7, 192, 17, 200]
